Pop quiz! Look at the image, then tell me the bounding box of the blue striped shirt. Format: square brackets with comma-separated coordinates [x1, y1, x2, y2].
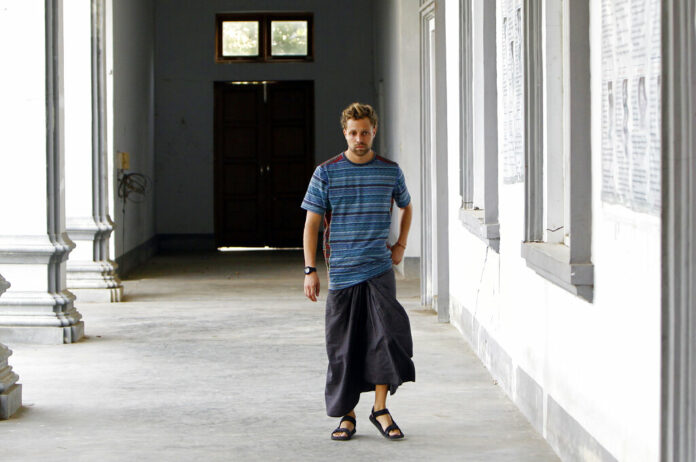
[301, 152, 411, 290]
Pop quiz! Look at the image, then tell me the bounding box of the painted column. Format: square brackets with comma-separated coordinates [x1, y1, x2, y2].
[0, 0, 84, 344]
[65, 0, 123, 302]
[0, 274, 22, 420]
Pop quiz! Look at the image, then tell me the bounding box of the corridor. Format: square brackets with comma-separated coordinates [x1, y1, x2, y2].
[4, 251, 557, 461]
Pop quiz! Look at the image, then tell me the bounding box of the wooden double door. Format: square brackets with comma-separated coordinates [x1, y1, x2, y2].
[214, 81, 314, 247]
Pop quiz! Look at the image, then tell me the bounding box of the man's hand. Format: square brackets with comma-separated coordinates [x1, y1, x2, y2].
[391, 204, 411, 266]
[304, 272, 320, 302]
[391, 243, 406, 265]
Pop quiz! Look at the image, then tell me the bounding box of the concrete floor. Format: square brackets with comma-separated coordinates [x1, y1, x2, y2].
[3, 251, 558, 461]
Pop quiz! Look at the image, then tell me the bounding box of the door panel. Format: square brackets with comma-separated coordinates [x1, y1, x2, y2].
[214, 81, 314, 247]
[223, 90, 258, 120]
[223, 128, 258, 158]
[266, 82, 313, 246]
[271, 126, 306, 157]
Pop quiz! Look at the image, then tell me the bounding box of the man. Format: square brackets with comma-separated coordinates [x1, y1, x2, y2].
[301, 102, 415, 441]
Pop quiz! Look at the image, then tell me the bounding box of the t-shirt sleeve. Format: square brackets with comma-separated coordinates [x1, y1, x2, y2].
[301, 165, 329, 214]
[393, 166, 411, 208]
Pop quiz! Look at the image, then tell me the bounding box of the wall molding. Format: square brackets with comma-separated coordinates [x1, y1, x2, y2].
[459, 0, 499, 252]
[459, 208, 500, 252]
[451, 295, 617, 461]
[521, 0, 593, 302]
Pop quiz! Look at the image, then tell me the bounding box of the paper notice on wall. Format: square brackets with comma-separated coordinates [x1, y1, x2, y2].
[601, 0, 661, 214]
[500, 0, 524, 184]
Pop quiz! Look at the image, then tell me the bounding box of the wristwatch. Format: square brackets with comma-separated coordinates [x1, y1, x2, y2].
[304, 266, 317, 275]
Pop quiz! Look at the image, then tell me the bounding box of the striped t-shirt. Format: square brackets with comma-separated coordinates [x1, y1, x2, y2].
[301, 152, 411, 290]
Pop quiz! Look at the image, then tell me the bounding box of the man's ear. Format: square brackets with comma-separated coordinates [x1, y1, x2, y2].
[373, 126, 378, 136]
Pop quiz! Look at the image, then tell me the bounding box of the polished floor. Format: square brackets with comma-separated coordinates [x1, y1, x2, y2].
[3, 251, 558, 461]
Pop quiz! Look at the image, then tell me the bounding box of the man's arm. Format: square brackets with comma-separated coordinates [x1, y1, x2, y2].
[303, 210, 323, 301]
[391, 202, 413, 265]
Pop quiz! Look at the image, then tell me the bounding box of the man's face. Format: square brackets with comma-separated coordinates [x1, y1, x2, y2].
[343, 118, 377, 158]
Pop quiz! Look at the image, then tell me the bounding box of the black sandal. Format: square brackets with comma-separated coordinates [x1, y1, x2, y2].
[331, 415, 356, 441]
[369, 407, 404, 440]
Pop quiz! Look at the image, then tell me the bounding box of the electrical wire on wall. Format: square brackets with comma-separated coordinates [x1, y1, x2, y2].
[117, 171, 151, 255]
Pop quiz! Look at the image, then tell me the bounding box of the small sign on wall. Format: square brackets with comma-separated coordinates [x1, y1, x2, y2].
[116, 151, 130, 170]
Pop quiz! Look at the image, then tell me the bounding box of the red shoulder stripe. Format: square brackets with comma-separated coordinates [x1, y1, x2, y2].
[320, 153, 345, 167]
[376, 155, 397, 165]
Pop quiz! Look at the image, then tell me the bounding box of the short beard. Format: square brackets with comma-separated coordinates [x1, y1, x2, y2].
[349, 145, 371, 156]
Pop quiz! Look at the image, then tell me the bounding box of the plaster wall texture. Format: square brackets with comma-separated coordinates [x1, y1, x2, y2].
[445, 0, 660, 460]
[154, 0, 375, 236]
[111, 0, 156, 258]
[372, 0, 422, 259]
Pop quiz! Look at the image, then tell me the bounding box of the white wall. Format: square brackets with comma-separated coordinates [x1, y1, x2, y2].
[111, 0, 157, 259]
[445, 0, 661, 460]
[0, 0, 50, 236]
[154, 0, 375, 236]
[64, 0, 93, 230]
[372, 0, 422, 259]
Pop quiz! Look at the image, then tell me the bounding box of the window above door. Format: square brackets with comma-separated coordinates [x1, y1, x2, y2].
[216, 13, 314, 63]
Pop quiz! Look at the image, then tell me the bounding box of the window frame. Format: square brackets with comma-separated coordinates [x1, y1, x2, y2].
[215, 12, 314, 63]
[458, 0, 500, 252]
[521, 0, 593, 302]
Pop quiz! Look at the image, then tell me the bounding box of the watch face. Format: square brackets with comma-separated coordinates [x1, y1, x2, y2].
[304, 267, 311, 274]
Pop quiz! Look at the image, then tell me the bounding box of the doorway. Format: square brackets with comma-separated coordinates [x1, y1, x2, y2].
[214, 80, 314, 247]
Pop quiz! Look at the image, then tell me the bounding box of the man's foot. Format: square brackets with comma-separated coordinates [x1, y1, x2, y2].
[331, 413, 356, 441]
[369, 407, 404, 439]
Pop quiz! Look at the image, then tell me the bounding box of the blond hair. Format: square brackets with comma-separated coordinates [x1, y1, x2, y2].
[340, 102, 378, 130]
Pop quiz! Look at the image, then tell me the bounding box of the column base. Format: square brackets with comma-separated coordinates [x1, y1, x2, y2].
[67, 260, 123, 303]
[0, 322, 84, 345]
[0, 289, 84, 344]
[0, 342, 21, 419]
[0, 383, 21, 420]
[70, 287, 123, 303]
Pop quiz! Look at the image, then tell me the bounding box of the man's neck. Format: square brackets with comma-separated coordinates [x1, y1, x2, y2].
[345, 149, 375, 164]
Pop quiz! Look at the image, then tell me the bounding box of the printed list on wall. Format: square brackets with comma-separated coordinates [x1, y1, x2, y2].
[601, 0, 661, 214]
[500, 0, 524, 184]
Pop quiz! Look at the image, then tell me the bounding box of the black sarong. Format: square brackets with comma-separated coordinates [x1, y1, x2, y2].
[324, 269, 415, 417]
